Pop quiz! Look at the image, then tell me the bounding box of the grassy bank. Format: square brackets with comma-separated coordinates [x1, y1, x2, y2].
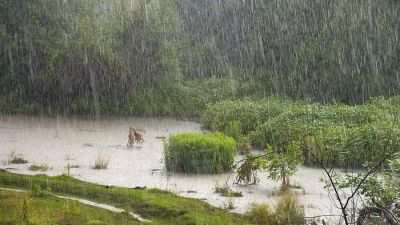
[0, 170, 254, 225]
[0, 189, 140, 225]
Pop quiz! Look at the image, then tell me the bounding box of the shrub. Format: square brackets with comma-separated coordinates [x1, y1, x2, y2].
[306, 123, 400, 168]
[275, 194, 305, 225]
[248, 203, 277, 225]
[32, 184, 52, 197]
[164, 132, 236, 174]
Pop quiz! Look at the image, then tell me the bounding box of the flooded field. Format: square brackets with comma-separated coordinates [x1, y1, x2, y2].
[0, 115, 340, 221]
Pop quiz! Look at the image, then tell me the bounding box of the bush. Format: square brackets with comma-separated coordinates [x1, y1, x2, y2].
[275, 194, 305, 225]
[248, 195, 305, 225]
[248, 203, 277, 225]
[164, 132, 236, 174]
[306, 123, 400, 167]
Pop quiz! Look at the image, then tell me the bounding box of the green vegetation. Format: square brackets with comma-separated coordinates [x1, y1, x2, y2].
[0, 170, 253, 225]
[1, 1, 400, 118]
[93, 156, 109, 170]
[214, 184, 243, 197]
[248, 194, 305, 225]
[29, 164, 50, 172]
[164, 132, 236, 174]
[8, 151, 28, 164]
[0, 189, 140, 225]
[205, 97, 400, 168]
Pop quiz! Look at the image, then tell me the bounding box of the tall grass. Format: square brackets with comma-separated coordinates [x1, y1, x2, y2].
[164, 132, 236, 174]
[204, 97, 400, 167]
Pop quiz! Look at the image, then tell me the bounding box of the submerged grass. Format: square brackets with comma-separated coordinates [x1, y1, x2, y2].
[0, 170, 254, 225]
[29, 164, 51, 172]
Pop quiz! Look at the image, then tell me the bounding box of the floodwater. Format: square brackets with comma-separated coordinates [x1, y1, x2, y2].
[0, 115, 342, 222]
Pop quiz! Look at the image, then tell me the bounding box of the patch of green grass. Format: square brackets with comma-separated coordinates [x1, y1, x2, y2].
[0, 189, 140, 225]
[0, 170, 255, 225]
[164, 132, 237, 174]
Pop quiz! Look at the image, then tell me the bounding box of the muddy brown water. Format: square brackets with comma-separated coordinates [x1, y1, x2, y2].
[0, 115, 343, 223]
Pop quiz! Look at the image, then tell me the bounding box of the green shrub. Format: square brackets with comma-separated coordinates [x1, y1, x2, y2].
[164, 132, 236, 174]
[306, 123, 400, 167]
[248, 195, 305, 225]
[32, 184, 52, 198]
[248, 203, 277, 225]
[275, 194, 305, 225]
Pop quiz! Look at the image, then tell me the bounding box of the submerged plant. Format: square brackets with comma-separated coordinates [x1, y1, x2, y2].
[93, 156, 109, 170]
[214, 184, 243, 197]
[29, 164, 50, 171]
[8, 151, 28, 164]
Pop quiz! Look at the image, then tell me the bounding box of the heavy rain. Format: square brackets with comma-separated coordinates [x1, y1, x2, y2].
[0, 0, 400, 225]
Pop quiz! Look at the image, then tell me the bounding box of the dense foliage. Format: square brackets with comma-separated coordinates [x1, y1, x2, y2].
[164, 132, 236, 174]
[205, 97, 400, 168]
[1, 0, 400, 117]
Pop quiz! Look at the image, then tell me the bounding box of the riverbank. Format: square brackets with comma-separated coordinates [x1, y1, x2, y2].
[0, 170, 252, 225]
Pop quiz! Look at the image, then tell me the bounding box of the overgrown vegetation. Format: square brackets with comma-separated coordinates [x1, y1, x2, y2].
[164, 132, 236, 174]
[205, 97, 400, 168]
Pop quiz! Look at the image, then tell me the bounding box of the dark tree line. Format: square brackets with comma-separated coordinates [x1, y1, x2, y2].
[1, 0, 399, 117]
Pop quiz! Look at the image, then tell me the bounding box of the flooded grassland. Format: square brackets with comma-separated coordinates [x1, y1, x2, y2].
[0, 115, 339, 219]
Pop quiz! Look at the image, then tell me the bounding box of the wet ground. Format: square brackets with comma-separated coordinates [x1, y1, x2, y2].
[0, 115, 341, 222]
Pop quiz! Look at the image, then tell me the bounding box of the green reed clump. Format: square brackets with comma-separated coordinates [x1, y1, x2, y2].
[248, 194, 305, 225]
[164, 132, 236, 174]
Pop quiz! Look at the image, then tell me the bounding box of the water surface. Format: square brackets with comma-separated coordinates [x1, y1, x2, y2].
[0, 115, 340, 222]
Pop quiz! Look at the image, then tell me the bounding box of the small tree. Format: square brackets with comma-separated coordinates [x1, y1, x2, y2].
[263, 143, 303, 190]
[234, 142, 303, 190]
